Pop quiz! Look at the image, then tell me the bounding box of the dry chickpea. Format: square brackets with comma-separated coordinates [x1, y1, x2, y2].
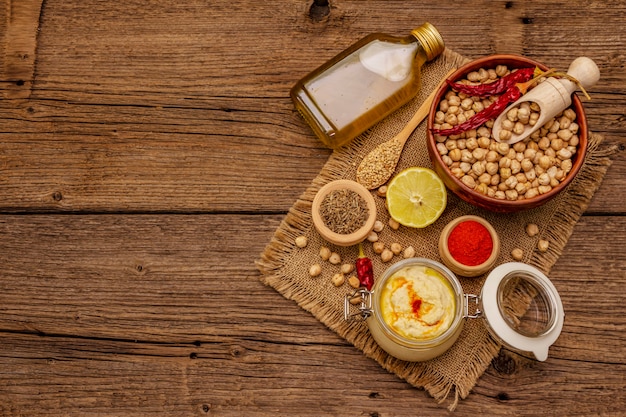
[372, 241, 385, 254]
[510, 159, 521, 175]
[472, 161, 486, 176]
[390, 243, 402, 256]
[477, 136, 491, 149]
[538, 185, 552, 194]
[449, 148, 462, 162]
[436, 142, 448, 155]
[486, 162, 498, 175]
[319, 246, 331, 261]
[329, 252, 341, 265]
[505, 189, 518, 200]
[331, 273, 345, 287]
[478, 172, 492, 184]
[526, 223, 539, 237]
[495, 64, 508, 77]
[461, 175, 476, 189]
[341, 263, 355, 275]
[366, 231, 379, 243]
[511, 248, 524, 261]
[466, 137, 478, 150]
[309, 264, 322, 277]
[376, 185, 387, 197]
[525, 188, 539, 199]
[295, 236, 308, 248]
[403, 246, 416, 259]
[476, 183, 489, 195]
[381, 248, 394, 263]
[388, 218, 400, 230]
[348, 275, 360, 289]
[537, 239, 550, 252]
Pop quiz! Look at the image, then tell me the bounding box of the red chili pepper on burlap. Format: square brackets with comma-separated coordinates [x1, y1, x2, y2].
[355, 243, 374, 291]
[446, 67, 537, 97]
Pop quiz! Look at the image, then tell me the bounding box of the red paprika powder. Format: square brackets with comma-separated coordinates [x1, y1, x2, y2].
[447, 220, 493, 266]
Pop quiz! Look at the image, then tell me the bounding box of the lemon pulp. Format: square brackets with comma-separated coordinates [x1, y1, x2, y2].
[386, 167, 447, 228]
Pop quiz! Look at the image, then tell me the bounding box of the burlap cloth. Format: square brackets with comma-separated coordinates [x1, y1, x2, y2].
[256, 49, 615, 410]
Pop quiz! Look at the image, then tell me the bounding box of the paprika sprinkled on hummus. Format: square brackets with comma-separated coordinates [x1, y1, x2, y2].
[379, 265, 456, 340]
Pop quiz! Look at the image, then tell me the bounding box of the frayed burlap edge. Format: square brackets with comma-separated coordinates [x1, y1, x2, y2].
[255, 48, 616, 411]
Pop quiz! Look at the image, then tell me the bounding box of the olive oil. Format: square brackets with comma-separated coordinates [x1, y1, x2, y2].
[291, 22, 444, 149]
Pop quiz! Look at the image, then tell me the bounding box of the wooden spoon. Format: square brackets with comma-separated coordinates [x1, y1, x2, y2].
[491, 57, 599, 145]
[356, 68, 455, 190]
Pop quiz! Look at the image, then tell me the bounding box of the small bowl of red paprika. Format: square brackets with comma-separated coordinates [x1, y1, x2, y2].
[438, 215, 500, 277]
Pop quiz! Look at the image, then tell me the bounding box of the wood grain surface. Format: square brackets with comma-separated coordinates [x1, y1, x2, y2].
[1, 0, 624, 415]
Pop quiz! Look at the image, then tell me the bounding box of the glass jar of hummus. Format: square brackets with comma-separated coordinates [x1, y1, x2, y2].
[362, 258, 465, 362]
[345, 259, 564, 362]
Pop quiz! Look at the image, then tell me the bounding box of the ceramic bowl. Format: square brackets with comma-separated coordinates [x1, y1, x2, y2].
[438, 215, 501, 277]
[426, 54, 588, 212]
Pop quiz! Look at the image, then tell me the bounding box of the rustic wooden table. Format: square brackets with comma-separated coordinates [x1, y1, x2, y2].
[1, 1, 624, 415]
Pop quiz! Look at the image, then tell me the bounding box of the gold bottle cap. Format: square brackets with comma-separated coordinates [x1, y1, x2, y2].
[411, 22, 445, 61]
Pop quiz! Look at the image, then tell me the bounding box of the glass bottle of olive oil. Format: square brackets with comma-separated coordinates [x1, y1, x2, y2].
[291, 22, 444, 149]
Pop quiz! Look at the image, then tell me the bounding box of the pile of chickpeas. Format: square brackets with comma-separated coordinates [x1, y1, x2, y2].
[432, 65, 579, 201]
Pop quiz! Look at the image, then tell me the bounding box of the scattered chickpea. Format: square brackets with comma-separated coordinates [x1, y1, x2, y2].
[537, 239, 550, 252]
[372, 241, 385, 254]
[348, 295, 363, 305]
[511, 248, 524, 261]
[381, 248, 394, 263]
[348, 275, 360, 289]
[367, 231, 379, 242]
[373, 220, 384, 233]
[403, 246, 416, 259]
[309, 264, 322, 277]
[526, 223, 539, 237]
[331, 273, 345, 287]
[319, 246, 331, 261]
[295, 235, 308, 248]
[388, 218, 400, 230]
[390, 242, 402, 256]
[329, 252, 341, 265]
[340, 263, 355, 275]
[376, 186, 388, 197]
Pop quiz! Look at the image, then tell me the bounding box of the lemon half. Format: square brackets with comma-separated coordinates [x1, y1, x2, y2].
[386, 167, 447, 228]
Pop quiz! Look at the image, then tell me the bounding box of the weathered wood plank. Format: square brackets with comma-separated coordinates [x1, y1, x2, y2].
[0, 214, 623, 415]
[0, 0, 623, 213]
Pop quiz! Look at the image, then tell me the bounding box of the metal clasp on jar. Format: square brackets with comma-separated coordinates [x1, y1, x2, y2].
[344, 288, 373, 321]
[464, 293, 483, 319]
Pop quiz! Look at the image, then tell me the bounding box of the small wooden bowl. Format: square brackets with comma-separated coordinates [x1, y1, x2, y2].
[426, 54, 588, 212]
[438, 215, 500, 277]
[311, 180, 377, 247]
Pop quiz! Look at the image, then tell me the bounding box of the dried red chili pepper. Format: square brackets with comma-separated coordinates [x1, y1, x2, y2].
[446, 67, 537, 97]
[432, 75, 543, 137]
[355, 243, 374, 291]
[431, 88, 521, 136]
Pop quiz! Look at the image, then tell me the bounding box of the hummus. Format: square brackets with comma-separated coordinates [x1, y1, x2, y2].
[380, 265, 456, 340]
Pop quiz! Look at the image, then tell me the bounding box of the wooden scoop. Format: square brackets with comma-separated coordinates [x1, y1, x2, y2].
[356, 68, 455, 190]
[491, 57, 600, 145]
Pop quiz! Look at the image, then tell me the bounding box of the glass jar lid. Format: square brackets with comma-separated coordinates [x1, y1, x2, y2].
[480, 262, 564, 361]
